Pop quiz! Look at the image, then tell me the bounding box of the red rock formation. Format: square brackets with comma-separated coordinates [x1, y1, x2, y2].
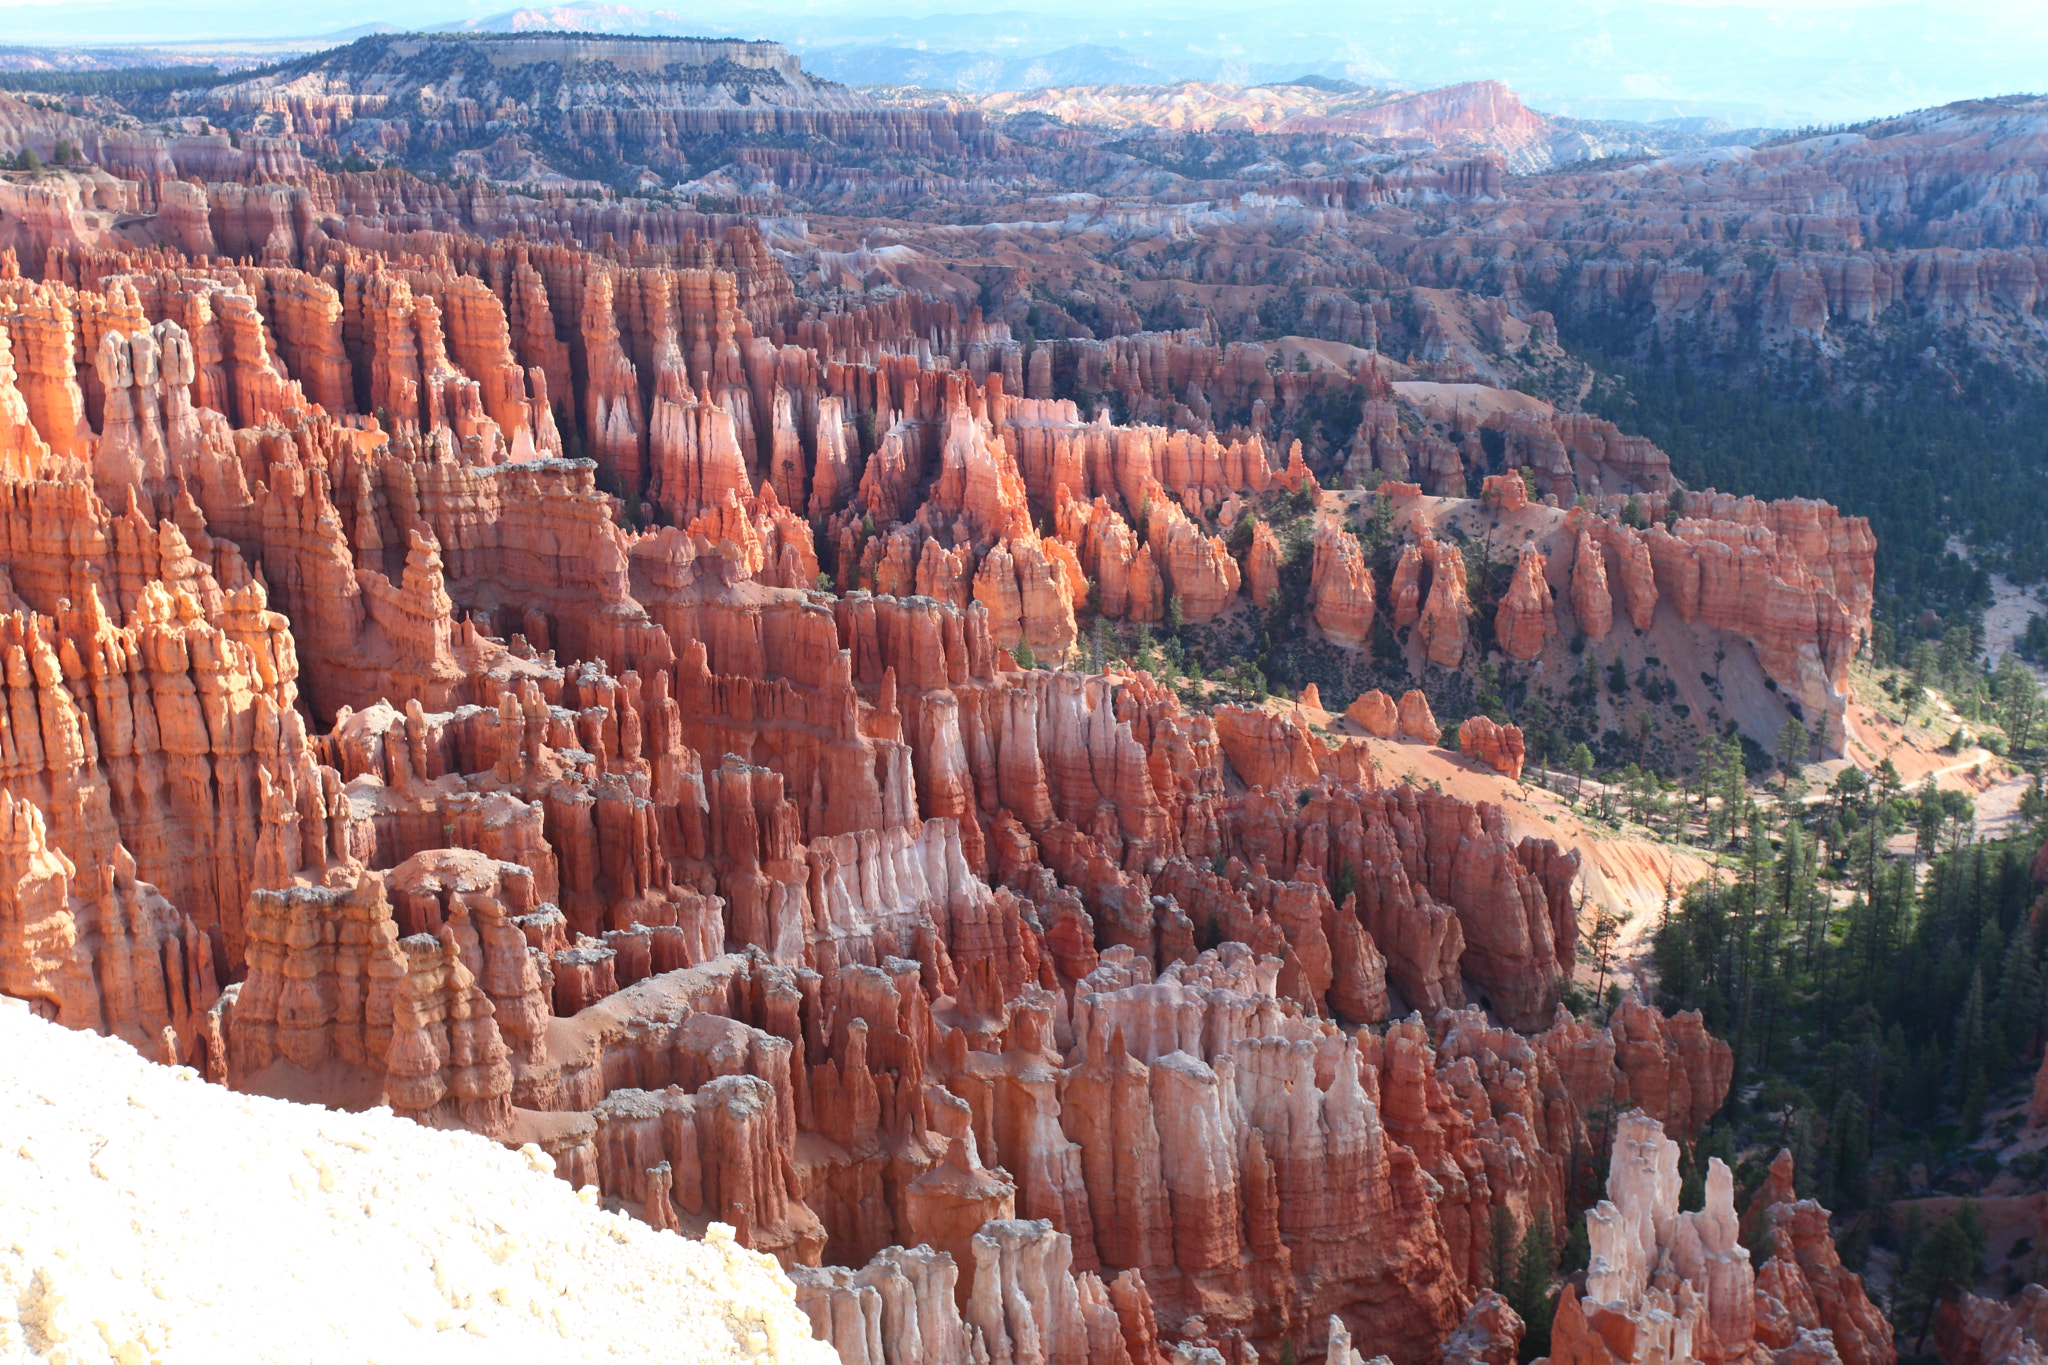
[975, 530, 1079, 659]
[1554, 1112, 1753, 1365]
[1417, 537, 1472, 668]
[579, 269, 646, 495]
[1057, 490, 1163, 623]
[1749, 1151, 1896, 1365]
[793, 1244, 977, 1364]
[1550, 1115, 1888, 1365]
[1494, 547, 1556, 662]
[1247, 518, 1284, 610]
[1347, 689, 1398, 738]
[1937, 1286, 2048, 1365]
[1594, 518, 1658, 634]
[1480, 473, 1529, 512]
[1457, 716, 1526, 780]
[928, 395, 1032, 543]
[1215, 704, 1324, 789]
[1391, 541, 1426, 628]
[0, 789, 216, 1058]
[0, 280, 91, 458]
[968, 1219, 1143, 1365]
[1311, 524, 1376, 648]
[651, 358, 757, 523]
[260, 267, 353, 420]
[1397, 690, 1442, 745]
[1569, 528, 1614, 641]
[228, 858, 513, 1136]
[1144, 488, 1240, 623]
[0, 204, 1883, 1365]
[0, 321, 63, 479]
[1643, 495, 1875, 746]
[1273, 440, 1320, 497]
[1540, 997, 1733, 1142]
[1443, 1291, 1524, 1365]
[806, 396, 856, 520]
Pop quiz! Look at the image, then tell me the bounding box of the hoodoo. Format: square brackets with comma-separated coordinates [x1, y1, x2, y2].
[13, 22, 2025, 1365]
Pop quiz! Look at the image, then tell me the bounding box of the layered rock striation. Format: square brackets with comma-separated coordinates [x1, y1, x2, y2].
[0, 186, 1881, 1365]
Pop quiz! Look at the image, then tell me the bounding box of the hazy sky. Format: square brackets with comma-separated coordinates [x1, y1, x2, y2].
[6, 0, 2044, 125]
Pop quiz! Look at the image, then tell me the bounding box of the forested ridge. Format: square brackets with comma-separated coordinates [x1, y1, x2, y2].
[1643, 746, 2048, 1355]
[1580, 343, 2048, 634]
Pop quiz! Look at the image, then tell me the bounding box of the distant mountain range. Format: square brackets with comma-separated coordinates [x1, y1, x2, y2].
[422, 0, 2048, 127]
[3, 0, 2044, 127]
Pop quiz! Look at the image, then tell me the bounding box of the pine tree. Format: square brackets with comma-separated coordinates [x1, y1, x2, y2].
[1488, 1205, 1517, 1291]
[1568, 744, 1594, 804]
[1897, 1203, 1986, 1350]
[1776, 718, 1810, 791]
[1987, 925, 2036, 1062]
[1998, 653, 2042, 753]
[1956, 968, 1988, 1132]
[1510, 1210, 1557, 1360]
[1826, 1091, 1869, 1211]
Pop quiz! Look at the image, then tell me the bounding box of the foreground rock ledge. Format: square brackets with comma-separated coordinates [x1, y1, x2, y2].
[0, 998, 832, 1365]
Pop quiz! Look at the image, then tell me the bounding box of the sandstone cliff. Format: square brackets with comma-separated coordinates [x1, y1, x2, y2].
[0, 191, 1885, 1365]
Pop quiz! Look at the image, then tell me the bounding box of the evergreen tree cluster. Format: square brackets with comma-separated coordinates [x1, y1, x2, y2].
[1581, 349, 2048, 635]
[0, 64, 285, 97]
[1656, 803, 2044, 1214]
[1490, 1206, 1559, 1362]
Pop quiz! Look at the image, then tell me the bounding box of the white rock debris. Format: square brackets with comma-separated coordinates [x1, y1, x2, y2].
[0, 999, 838, 1364]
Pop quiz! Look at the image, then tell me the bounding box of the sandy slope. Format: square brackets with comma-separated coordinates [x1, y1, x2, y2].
[1282, 685, 1719, 952]
[0, 1000, 832, 1365]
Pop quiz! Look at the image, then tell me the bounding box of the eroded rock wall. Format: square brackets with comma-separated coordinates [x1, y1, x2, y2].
[0, 211, 1876, 1365]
